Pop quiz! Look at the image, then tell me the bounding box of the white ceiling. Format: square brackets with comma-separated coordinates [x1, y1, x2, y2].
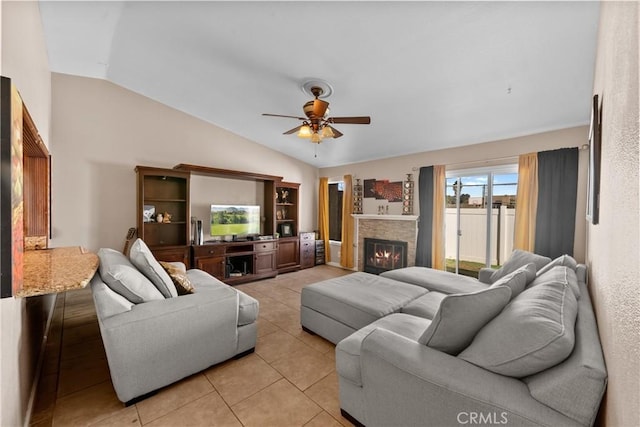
[39, 1, 600, 168]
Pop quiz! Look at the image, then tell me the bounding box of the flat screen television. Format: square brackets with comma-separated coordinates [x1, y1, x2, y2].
[210, 204, 261, 237]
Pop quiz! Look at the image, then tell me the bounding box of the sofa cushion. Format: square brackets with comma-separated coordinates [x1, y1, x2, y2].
[91, 278, 134, 318]
[401, 291, 447, 319]
[98, 248, 164, 304]
[301, 272, 428, 331]
[381, 267, 488, 294]
[129, 239, 178, 298]
[185, 269, 230, 291]
[523, 281, 607, 427]
[336, 313, 431, 387]
[160, 261, 194, 295]
[489, 250, 551, 283]
[489, 263, 536, 298]
[536, 254, 578, 277]
[418, 286, 512, 355]
[237, 291, 259, 326]
[459, 278, 578, 377]
[529, 265, 580, 299]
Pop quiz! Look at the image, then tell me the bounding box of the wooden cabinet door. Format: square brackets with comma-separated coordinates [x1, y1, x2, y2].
[195, 256, 226, 280]
[255, 252, 276, 274]
[277, 237, 299, 272]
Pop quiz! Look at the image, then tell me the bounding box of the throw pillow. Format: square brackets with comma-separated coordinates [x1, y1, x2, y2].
[529, 265, 580, 299]
[458, 279, 578, 377]
[536, 254, 577, 277]
[97, 248, 165, 304]
[418, 286, 512, 355]
[160, 261, 195, 295]
[489, 250, 551, 283]
[489, 263, 536, 299]
[129, 238, 178, 298]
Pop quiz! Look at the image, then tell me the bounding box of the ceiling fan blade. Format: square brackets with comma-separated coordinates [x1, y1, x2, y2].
[262, 113, 306, 120]
[327, 125, 343, 138]
[283, 125, 303, 135]
[312, 99, 329, 118]
[328, 116, 371, 124]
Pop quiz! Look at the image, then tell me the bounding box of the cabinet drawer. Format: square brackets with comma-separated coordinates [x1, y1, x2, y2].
[300, 232, 315, 241]
[255, 241, 276, 252]
[193, 245, 225, 257]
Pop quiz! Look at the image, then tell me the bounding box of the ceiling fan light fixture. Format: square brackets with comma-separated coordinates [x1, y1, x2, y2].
[297, 124, 312, 138]
[321, 125, 334, 138]
[311, 132, 322, 143]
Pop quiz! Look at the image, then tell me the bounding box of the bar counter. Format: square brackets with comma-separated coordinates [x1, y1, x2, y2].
[16, 246, 99, 297]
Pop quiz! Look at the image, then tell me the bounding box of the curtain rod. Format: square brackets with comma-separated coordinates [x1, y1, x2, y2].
[411, 154, 519, 171]
[410, 145, 588, 171]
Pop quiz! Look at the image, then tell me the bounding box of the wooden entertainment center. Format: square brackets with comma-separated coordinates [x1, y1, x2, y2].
[136, 163, 311, 285]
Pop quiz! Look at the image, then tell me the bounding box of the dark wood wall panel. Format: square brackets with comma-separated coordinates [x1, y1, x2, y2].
[24, 156, 49, 238]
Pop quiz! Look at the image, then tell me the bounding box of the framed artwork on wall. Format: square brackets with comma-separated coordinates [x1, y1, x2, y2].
[586, 94, 601, 225]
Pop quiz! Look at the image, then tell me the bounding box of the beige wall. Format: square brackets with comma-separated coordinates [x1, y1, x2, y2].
[0, 2, 53, 426]
[588, 2, 639, 426]
[321, 126, 589, 262]
[50, 73, 319, 252]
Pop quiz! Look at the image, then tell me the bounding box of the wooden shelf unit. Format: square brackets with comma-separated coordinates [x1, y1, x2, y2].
[135, 163, 307, 283]
[192, 240, 277, 285]
[274, 182, 300, 238]
[136, 166, 191, 266]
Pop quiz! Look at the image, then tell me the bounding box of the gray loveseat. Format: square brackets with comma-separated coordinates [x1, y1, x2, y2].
[90, 239, 258, 404]
[302, 251, 607, 426]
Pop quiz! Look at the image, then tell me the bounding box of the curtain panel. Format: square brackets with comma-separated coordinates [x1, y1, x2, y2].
[340, 175, 354, 268]
[432, 165, 446, 270]
[535, 147, 579, 258]
[514, 153, 538, 252]
[415, 166, 434, 267]
[318, 177, 331, 261]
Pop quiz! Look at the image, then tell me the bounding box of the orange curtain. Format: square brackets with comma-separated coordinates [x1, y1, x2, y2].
[340, 175, 354, 268]
[432, 165, 446, 270]
[514, 153, 538, 252]
[318, 177, 331, 261]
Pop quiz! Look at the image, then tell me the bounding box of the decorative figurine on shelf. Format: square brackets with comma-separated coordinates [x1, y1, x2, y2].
[156, 213, 163, 223]
[163, 212, 172, 223]
[281, 189, 289, 204]
[275, 191, 280, 203]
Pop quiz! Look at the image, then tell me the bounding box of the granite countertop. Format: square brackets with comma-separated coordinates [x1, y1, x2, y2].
[16, 246, 99, 298]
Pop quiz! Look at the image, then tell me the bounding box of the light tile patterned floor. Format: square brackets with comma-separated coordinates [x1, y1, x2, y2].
[30, 265, 353, 427]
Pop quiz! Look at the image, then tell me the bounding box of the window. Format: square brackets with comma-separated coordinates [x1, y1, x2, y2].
[445, 166, 518, 277]
[328, 181, 344, 241]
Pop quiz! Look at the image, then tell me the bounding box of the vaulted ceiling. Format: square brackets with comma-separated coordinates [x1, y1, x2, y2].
[39, 1, 600, 167]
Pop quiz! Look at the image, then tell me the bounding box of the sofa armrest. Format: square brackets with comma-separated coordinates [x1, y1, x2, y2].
[478, 267, 495, 284]
[359, 328, 580, 427]
[98, 287, 240, 402]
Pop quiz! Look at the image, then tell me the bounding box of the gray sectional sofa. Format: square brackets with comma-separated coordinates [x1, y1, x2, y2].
[300, 250, 607, 427]
[90, 239, 258, 404]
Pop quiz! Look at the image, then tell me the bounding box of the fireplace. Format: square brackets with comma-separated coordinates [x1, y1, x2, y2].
[364, 238, 408, 275]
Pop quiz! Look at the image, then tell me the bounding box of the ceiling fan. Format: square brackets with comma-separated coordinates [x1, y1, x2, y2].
[262, 86, 371, 144]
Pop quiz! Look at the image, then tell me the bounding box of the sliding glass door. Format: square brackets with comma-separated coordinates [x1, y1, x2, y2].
[445, 167, 518, 277]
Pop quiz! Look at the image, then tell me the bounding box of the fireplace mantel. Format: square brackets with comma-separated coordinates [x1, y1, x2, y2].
[352, 214, 418, 221]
